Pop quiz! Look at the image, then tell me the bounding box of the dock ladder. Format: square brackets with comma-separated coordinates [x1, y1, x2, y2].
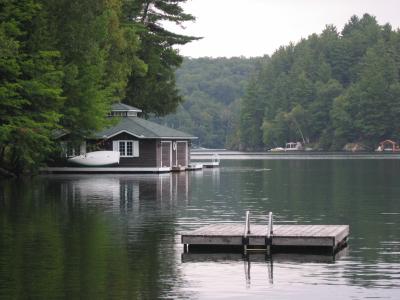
[243, 211, 273, 254]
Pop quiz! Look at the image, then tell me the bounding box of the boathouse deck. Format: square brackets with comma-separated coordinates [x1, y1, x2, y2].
[40, 166, 171, 174]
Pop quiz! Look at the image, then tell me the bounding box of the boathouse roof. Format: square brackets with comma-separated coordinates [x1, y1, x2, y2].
[94, 108, 196, 140]
[54, 103, 196, 140]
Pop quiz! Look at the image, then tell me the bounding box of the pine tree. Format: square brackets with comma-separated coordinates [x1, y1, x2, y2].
[0, 0, 64, 174]
[123, 0, 199, 116]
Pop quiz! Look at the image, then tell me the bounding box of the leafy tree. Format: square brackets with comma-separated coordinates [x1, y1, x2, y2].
[332, 40, 400, 147]
[1, 0, 197, 174]
[240, 14, 400, 151]
[240, 73, 265, 150]
[154, 57, 259, 149]
[47, 0, 144, 140]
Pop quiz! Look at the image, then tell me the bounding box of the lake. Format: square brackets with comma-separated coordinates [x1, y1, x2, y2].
[1, 158, 400, 299]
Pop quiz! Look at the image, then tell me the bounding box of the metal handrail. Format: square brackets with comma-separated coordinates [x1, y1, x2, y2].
[267, 212, 273, 238]
[244, 211, 250, 236]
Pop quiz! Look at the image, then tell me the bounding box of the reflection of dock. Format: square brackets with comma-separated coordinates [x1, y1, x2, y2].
[181, 250, 347, 264]
[182, 212, 349, 253]
[181, 249, 348, 287]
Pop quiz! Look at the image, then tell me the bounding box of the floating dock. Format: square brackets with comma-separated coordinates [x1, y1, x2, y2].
[171, 166, 186, 172]
[191, 154, 220, 168]
[201, 161, 220, 168]
[181, 212, 349, 253]
[186, 164, 203, 171]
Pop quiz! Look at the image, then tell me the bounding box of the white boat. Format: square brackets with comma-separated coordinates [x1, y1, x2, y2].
[269, 147, 285, 152]
[68, 151, 120, 167]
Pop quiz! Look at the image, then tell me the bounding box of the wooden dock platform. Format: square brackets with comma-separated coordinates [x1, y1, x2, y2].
[40, 166, 171, 174]
[186, 164, 203, 171]
[181, 223, 349, 252]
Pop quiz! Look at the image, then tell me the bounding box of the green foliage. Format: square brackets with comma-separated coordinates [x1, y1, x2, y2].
[0, 0, 64, 174]
[0, 0, 195, 174]
[153, 57, 260, 148]
[47, 0, 145, 139]
[240, 14, 400, 150]
[123, 0, 198, 116]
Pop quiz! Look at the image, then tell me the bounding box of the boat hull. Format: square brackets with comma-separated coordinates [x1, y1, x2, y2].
[68, 151, 120, 167]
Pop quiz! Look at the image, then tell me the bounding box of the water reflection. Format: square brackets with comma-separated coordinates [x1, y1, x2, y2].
[0, 173, 194, 299]
[1, 159, 400, 299]
[182, 249, 348, 288]
[48, 173, 192, 213]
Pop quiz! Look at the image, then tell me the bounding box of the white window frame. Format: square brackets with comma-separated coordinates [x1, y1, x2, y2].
[113, 140, 139, 157]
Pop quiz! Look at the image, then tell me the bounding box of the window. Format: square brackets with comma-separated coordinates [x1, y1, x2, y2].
[113, 140, 139, 157]
[110, 111, 127, 117]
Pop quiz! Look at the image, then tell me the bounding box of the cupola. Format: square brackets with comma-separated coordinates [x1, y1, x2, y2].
[110, 103, 142, 117]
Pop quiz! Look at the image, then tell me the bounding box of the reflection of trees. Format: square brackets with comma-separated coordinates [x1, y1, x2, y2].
[222, 159, 400, 288]
[0, 174, 191, 298]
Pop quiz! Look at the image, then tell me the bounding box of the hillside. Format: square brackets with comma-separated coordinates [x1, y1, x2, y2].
[154, 57, 261, 148]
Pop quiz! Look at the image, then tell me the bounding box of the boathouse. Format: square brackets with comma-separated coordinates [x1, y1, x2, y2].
[58, 103, 196, 169]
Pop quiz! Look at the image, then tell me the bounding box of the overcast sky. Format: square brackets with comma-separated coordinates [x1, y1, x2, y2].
[166, 0, 400, 58]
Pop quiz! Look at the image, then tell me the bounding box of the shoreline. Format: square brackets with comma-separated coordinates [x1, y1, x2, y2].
[190, 150, 400, 160]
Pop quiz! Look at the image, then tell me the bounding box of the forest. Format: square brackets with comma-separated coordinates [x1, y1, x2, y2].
[2, 7, 400, 176]
[153, 57, 261, 148]
[157, 14, 400, 151]
[240, 14, 400, 151]
[0, 0, 196, 175]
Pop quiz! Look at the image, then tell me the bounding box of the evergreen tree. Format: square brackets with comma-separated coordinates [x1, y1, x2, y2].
[240, 14, 400, 151]
[0, 0, 64, 174]
[123, 0, 198, 116]
[46, 0, 144, 140]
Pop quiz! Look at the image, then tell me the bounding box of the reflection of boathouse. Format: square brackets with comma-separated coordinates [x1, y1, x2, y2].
[59, 173, 190, 212]
[57, 103, 196, 170]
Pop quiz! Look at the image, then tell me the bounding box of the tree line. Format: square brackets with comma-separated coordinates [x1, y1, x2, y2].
[158, 14, 400, 151]
[153, 57, 260, 148]
[0, 0, 196, 175]
[2, 10, 399, 175]
[239, 14, 400, 151]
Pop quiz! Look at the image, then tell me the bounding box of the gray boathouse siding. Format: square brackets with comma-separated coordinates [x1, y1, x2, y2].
[105, 132, 190, 168]
[104, 132, 157, 167]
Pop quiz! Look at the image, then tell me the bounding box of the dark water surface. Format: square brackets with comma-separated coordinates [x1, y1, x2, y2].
[1, 159, 400, 299]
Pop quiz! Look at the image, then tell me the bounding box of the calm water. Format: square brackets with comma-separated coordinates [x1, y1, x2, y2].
[1, 158, 400, 299]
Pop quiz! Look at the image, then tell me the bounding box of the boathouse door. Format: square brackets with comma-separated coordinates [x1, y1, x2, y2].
[176, 141, 188, 166]
[161, 141, 172, 167]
